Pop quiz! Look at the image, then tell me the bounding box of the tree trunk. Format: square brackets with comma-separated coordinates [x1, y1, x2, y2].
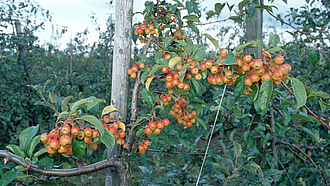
[245, 0, 263, 58]
[105, 0, 133, 185]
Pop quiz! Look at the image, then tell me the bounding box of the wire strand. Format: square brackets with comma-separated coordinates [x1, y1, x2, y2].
[196, 84, 227, 185]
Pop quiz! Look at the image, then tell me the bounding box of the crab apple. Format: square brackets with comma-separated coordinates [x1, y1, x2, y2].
[244, 88, 250, 95]
[236, 58, 243, 67]
[103, 115, 111, 123]
[205, 60, 213, 69]
[64, 119, 74, 126]
[66, 145, 73, 155]
[284, 64, 292, 72]
[40, 134, 49, 143]
[250, 73, 260, 83]
[183, 83, 190, 91]
[162, 66, 169, 73]
[187, 122, 192, 127]
[144, 140, 150, 147]
[278, 64, 289, 75]
[168, 89, 173, 94]
[139, 62, 145, 69]
[273, 55, 284, 65]
[172, 72, 179, 80]
[113, 122, 119, 129]
[166, 74, 173, 82]
[191, 67, 199, 75]
[119, 130, 126, 138]
[272, 69, 283, 81]
[113, 133, 120, 140]
[223, 76, 231, 84]
[108, 126, 116, 134]
[243, 54, 253, 63]
[177, 82, 184, 89]
[261, 72, 272, 81]
[139, 149, 146, 154]
[103, 125, 109, 131]
[145, 28, 150, 35]
[190, 118, 196, 124]
[200, 62, 207, 71]
[127, 68, 133, 75]
[166, 95, 172, 102]
[172, 79, 179, 87]
[177, 64, 183, 71]
[215, 75, 223, 85]
[256, 67, 265, 76]
[47, 145, 57, 154]
[49, 139, 60, 150]
[137, 28, 143, 35]
[59, 135, 72, 147]
[92, 129, 100, 139]
[225, 70, 233, 79]
[130, 72, 137, 79]
[149, 24, 155, 30]
[49, 129, 59, 140]
[58, 146, 67, 154]
[220, 48, 228, 57]
[165, 81, 172, 88]
[117, 138, 125, 145]
[207, 76, 214, 83]
[164, 53, 171, 60]
[157, 121, 165, 129]
[183, 115, 189, 121]
[244, 76, 253, 86]
[273, 79, 282, 85]
[177, 97, 184, 105]
[84, 127, 92, 137]
[131, 65, 139, 72]
[110, 114, 116, 120]
[242, 64, 251, 72]
[140, 23, 147, 30]
[89, 142, 98, 151]
[154, 128, 161, 135]
[138, 144, 145, 152]
[210, 66, 218, 74]
[148, 121, 157, 131]
[194, 73, 202, 81]
[144, 127, 152, 135]
[163, 118, 170, 126]
[77, 131, 85, 140]
[186, 72, 192, 79]
[253, 59, 263, 70]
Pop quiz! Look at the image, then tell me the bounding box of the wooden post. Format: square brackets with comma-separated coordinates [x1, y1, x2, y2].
[245, 0, 263, 58]
[105, 0, 133, 185]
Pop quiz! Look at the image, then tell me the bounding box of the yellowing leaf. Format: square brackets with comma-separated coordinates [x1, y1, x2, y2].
[145, 75, 155, 92]
[168, 57, 181, 69]
[101, 106, 119, 117]
[118, 122, 126, 131]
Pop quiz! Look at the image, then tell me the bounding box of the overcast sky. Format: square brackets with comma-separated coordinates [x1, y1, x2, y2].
[32, 0, 306, 49]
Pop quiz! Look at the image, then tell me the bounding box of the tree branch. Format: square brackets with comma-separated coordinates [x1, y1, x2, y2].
[0, 150, 123, 177]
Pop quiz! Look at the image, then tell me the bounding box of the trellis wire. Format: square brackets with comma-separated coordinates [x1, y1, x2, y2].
[196, 84, 227, 185]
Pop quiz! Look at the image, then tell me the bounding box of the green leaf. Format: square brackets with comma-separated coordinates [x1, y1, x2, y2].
[309, 49, 320, 66]
[148, 133, 158, 143]
[268, 33, 280, 47]
[238, 0, 250, 12]
[319, 99, 330, 112]
[27, 135, 40, 157]
[249, 163, 264, 177]
[61, 96, 73, 112]
[27, 85, 42, 96]
[291, 78, 307, 111]
[70, 98, 88, 112]
[291, 112, 314, 123]
[247, 6, 256, 18]
[148, 64, 163, 76]
[136, 128, 145, 137]
[268, 46, 285, 53]
[190, 78, 202, 97]
[178, 138, 190, 149]
[0, 170, 19, 186]
[34, 101, 55, 111]
[164, 36, 174, 49]
[100, 129, 115, 148]
[42, 79, 53, 94]
[257, 80, 273, 113]
[49, 92, 57, 104]
[101, 105, 119, 116]
[72, 139, 86, 157]
[308, 91, 329, 99]
[301, 127, 319, 143]
[6, 145, 25, 158]
[179, 64, 189, 82]
[19, 124, 39, 151]
[57, 111, 69, 121]
[222, 52, 236, 65]
[183, 15, 200, 22]
[215, 3, 225, 14]
[234, 74, 246, 99]
[33, 148, 47, 158]
[187, 23, 199, 35]
[233, 141, 242, 158]
[203, 33, 219, 50]
[85, 96, 106, 110]
[230, 17, 243, 24]
[141, 88, 155, 106]
[195, 116, 207, 130]
[81, 115, 105, 137]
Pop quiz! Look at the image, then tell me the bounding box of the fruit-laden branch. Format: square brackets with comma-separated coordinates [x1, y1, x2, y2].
[0, 150, 123, 177]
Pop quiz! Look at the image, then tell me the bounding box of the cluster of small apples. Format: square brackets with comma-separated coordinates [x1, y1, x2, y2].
[169, 97, 197, 127]
[168, 29, 186, 41]
[127, 62, 150, 79]
[144, 118, 170, 135]
[158, 90, 174, 105]
[162, 65, 191, 91]
[134, 22, 159, 43]
[234, 51, 291, 95]
[137, 139, 150, 154]
[40, 119, 99, 155]
[102, 115, 127, 146]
